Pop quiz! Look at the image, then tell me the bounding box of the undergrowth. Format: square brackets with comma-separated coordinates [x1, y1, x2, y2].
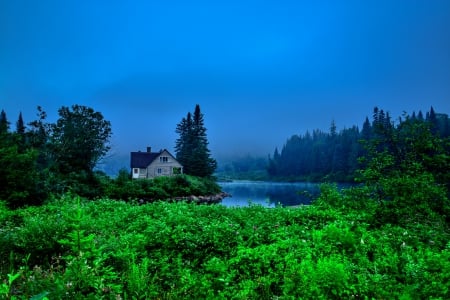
[0, 186, 448, 299]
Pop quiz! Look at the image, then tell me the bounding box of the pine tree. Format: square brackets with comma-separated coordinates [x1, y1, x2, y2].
[417, 110, 424, 121]
[175, 112, 194, 173]
[191, 104, 217, 177]
[15, 112, 27, 152]
[427, 106, 438, 135]
[330, 120, 337, 137]
[0, 109, 9, 134]
[16, 112, 25, 134]
[378, 109, 386, 128]
[443, 115, 450, 138]
[361, 117, 371, 141]
[175, 104, 217, 177]
[372, 107, 379, 127]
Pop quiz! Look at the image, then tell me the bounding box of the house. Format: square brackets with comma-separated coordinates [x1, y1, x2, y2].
[130, 147, 183, 179]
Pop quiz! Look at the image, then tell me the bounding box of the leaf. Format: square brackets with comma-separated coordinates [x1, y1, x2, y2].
[30, 291, 50, 300]
[8, 273, 20, 285]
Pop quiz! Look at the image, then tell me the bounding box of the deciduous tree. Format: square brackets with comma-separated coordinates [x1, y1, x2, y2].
[50, 105, 112, 174]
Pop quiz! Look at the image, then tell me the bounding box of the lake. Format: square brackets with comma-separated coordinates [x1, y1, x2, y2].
[219, 181, 322, 207]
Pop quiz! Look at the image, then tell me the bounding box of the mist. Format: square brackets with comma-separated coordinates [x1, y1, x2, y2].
[1, 0, 449, 169]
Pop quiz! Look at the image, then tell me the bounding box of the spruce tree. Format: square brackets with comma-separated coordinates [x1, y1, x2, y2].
[16, 112, 25, 134]
[15, 112, 27, 152]
[417, 110, 424, 121]
[175, 112, 193, 173]
[330, 120, 337, 137]
[0, 109, 9, 134]
[427, 106, 438, 135]
[361, 117, 371, 141]
[175, 104, 217, 177]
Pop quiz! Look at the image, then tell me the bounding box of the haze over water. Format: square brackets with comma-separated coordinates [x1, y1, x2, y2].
[219, 181, 321, 207]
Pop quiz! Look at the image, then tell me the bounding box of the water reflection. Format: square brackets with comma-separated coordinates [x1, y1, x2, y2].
[219, 181, 320, 207]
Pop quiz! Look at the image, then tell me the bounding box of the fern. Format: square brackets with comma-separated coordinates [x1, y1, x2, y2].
[58, 195, 120, 297]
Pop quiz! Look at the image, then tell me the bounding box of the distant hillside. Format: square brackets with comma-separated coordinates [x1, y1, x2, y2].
[215, 155, 269, 181]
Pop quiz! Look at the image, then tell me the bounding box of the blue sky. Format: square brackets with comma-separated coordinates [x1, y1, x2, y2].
[1, 0, 450, 158]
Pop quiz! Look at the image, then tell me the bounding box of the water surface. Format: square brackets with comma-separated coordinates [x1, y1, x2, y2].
[219, 181, 320, 207]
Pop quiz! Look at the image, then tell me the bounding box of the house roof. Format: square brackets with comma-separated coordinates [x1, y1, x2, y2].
[130, 149, 180, 168]
[130, 151, 160, 168]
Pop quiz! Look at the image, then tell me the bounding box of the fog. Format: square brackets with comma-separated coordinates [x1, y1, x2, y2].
[1, 1, 450, 163]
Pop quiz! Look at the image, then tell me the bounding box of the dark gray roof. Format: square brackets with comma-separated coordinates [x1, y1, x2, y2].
[130, 151, 160, 168]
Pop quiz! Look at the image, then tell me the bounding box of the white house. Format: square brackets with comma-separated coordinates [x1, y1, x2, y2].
[130, 147, 183, 179]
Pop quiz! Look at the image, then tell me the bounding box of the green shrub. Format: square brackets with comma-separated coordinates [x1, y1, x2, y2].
[1, 189, 448, 299]
[105, 174, 221, 201]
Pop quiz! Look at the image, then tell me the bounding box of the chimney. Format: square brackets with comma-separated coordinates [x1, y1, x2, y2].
[146, 146, 152, 153]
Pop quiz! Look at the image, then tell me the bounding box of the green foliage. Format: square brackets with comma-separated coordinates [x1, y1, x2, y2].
[1, 104, 449, 298]
[269, 106, 450, 183]
[57, 196, 121, 298]
[0, 109, 9, 134]
[0, 105, 113, 206]
[105, 174, 221, 201]
[357, 111, 450, 225]
[50, 105, 112, 174]
[175, 104, 217, 177]
[0, 142, 46, 208]
[1, 272, 21, 300]
[0, 191, 448, 299]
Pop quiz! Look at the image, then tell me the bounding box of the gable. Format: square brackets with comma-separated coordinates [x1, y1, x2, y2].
[157, 149, 178, 163]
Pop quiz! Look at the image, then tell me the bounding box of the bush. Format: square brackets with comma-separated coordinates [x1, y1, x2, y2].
[0, 190, 448, 299]
[105, 174, 221, 201]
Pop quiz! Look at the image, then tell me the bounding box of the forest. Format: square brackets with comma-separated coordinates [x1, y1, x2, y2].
[0, 105, 449, 299]
[267, 106, 450, 182]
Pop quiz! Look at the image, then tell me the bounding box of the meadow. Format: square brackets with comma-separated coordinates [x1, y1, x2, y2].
[1, 183, 448, 299]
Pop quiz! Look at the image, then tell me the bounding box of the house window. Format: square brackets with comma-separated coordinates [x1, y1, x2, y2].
[133, 168, 138, 174]
[157, 168, 162, 174]
[160, 156, 168, 163]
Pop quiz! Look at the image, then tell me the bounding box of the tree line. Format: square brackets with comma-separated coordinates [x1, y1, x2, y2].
[0, 105, 112, 207]
[0, 104, 218, 208]
[268, 106, 450, 182]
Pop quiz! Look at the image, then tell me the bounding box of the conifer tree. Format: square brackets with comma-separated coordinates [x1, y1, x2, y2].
[15, 112, 27, 152]
[361, 117, 371, 141]
[417, 110, 424, 121]
[175, 104, 216, 177]
[330, 120, 337, 137]
[16, 112, 25, 134]
[0, 109, 9, 134]
[175, 112, 193, 172]
[427, 106, 438, 135]
[267, 148, 280, 176]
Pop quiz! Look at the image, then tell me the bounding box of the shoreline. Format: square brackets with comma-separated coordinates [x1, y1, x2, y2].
[138, 191, 232, 205]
